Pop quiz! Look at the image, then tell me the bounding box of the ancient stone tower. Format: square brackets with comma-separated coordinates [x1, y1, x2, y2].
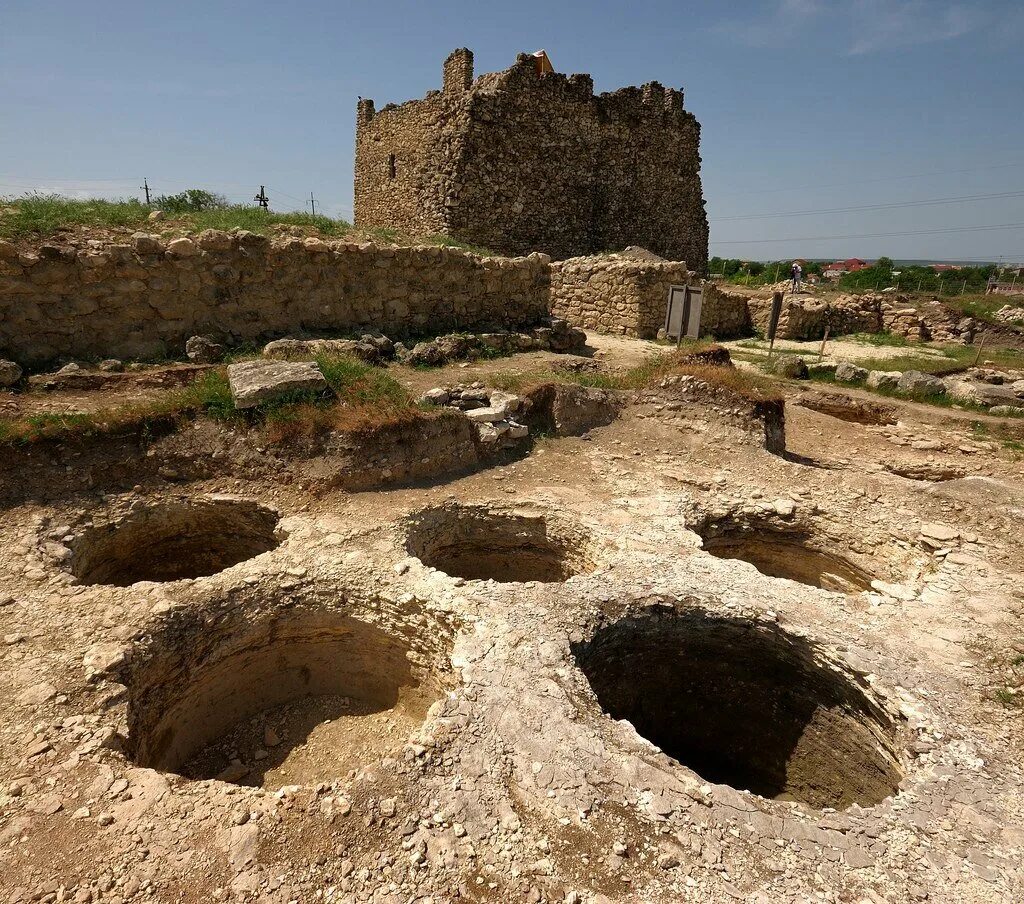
[354, 49, 709, 266]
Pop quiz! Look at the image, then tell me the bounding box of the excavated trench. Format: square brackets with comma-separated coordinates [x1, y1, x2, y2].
[573, 608, 904, 810]
[406, 503, 596, 583]
[67, 497, 282, 586]
[123, 607, 446, 788]
[697, 517, 875, 592]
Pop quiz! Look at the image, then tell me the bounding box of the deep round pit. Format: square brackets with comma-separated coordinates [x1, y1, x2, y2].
[573, 608, 903, 810]
[406, 504, 595, 583]
[125, 609, 446, 788]
[699, 521, 874, 592]
[68, 498, 281, 586]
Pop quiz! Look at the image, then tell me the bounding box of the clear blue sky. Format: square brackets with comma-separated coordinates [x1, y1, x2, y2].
[3, 0, 1023, 262]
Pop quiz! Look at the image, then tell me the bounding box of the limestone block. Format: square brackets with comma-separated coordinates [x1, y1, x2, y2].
[898, 371, 946, 395]
[835, 363, 868, 383]
[866, 371, 901, 391]
[167, 238, 199, 257]
[228, 360, 330, 409]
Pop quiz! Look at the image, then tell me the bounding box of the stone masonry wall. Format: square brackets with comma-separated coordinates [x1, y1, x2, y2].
[699, 283, 752, 339]
[550, 255, 694, 339]
[355, 50, 708, 266]
[0, 232, 550, 367]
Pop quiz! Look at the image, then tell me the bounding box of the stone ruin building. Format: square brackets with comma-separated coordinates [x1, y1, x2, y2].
[354, 49, 709, 266]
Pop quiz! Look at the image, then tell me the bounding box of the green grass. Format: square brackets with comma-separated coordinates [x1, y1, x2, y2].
[315, 354, 409, 407]
[0, 355, 421, 449]
[1, 196, 153, 238]
[994, 688, 1021, 709]
[0, 194, 353, 241]
[0, 369, 239, 446]
[942, 293, 1023, 326]
[846, 331, 912, 348]
[261, 354, 418, 443]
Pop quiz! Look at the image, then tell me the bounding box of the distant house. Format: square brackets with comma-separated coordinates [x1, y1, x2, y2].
[822, 258, 870, 279]
[932, 263, 961, 273]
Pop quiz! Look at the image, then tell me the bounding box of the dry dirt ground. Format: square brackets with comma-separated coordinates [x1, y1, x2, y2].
[1, 334, 1023, 904]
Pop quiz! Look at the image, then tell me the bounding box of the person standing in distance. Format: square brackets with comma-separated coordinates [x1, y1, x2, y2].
[791, 261, 803, 294]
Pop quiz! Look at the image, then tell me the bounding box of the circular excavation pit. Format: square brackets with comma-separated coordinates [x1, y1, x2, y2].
[573, 608, 904, 810]
[67, 497, 282, 586]
[406, 503, 596, 583]
[124, 608, 446, 789]
[697, 517, 875, 593]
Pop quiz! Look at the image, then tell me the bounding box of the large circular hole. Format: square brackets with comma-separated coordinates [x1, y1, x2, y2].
[68, 498, 282, 586]
[572, 608, 903, 810]
[697, 517, 874, 592]
[406, 504, 595, 583]
[124, 609, 447, 788]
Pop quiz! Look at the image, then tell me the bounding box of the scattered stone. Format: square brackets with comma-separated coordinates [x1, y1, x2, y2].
[130, 232, 163, 254]
[400, 319, 586, 368]
[989, 405, 1024, 418]
[0, 359, 23, 387]
[185, 335, 225, 364]
[835, 362, 868, 383]
[263, 335, 394, 365]
[147, 210, 165, 222]
[166, 236, 198, 257]
[227, 360, 331, 409]
[772, 356, 808, 379]
[920, 523, 959, 543]
[421, 387, 450, 406]
[866, 370, 901, 391]
[98, 358, 124, 372]
[898, 370, 946, 395]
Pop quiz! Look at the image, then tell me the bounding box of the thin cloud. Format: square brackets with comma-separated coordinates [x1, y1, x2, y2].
[714, 0, 988, 54]
[712, 0, 826, 47]
[846, 1, 982, 55]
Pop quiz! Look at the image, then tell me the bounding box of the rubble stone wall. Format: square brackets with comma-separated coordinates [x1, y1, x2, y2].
[0, 232, 550, 366]
[549, 255, 694, 339]
[355, 50, 708, 265]
[699, 283, 751, 338]
[747, 293, 883, 340]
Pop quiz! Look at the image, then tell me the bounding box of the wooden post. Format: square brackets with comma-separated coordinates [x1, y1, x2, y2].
[973, 334, 987, 367]
[818, 325, 830, 361]
[767, 291, 783, 363]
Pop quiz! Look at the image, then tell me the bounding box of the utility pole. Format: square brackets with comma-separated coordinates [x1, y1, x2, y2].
[309, 192, 317, 216]
[254, 186, 269, 210]
[140, 178, 151, 205]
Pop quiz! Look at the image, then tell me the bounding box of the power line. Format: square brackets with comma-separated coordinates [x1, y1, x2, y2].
[714, 160, 1024, 199]
[712, 222, 1024, 245]
[716, 189, 1024, 221]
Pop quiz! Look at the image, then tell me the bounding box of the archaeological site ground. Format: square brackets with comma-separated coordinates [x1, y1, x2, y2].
[1, 49, 1024, 904]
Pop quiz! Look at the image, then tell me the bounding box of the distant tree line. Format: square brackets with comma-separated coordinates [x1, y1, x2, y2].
[838, 257, 996, 292]
[709, 255, 1000, 293]
[708, 258, 824, 284]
